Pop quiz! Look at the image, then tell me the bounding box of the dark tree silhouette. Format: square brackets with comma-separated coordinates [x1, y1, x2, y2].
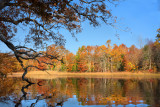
[0, 0, 118, 82]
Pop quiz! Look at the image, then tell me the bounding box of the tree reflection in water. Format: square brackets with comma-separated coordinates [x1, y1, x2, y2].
[0, 77, 160, 107]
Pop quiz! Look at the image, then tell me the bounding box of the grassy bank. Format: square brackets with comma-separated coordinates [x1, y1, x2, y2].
[8, 71, 160, 79]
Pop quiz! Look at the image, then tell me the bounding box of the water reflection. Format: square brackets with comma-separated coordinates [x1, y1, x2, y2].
[0, 77, 160, 107]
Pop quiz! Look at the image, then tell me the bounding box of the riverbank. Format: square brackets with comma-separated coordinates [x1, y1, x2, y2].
[8, 71, 160, 79]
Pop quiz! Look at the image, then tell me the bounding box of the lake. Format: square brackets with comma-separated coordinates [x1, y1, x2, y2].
[0, 77, 160, 107]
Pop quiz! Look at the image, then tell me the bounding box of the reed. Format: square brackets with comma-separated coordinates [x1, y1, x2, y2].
[8, 71, 160, 79]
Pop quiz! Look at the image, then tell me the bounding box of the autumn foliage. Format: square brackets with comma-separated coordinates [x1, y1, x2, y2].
[0, 53, 20, 76]
[1, 36, 160, 75]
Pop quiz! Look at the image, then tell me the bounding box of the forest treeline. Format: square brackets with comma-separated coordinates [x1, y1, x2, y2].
[0, 32, 160, 75]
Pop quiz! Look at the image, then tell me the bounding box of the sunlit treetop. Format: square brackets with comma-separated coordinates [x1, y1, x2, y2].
[154, 28, 160, 46]
[157, 29, 160, 41]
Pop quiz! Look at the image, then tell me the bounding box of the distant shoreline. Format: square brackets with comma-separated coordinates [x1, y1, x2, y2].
[8, 71, 160, 79]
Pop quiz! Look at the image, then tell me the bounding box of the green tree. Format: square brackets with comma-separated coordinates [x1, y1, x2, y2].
[152, 29, 160, 72]
[142, 43, 153, 71]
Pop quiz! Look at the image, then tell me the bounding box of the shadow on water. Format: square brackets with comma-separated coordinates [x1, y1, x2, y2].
[0, 77, 160, 107]
[0, 78, 66, 107]
[15, 83, 34, 107]
[15, 81, 66, 107]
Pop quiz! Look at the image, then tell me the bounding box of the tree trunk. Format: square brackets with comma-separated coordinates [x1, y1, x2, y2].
[110, 57, 113, 72]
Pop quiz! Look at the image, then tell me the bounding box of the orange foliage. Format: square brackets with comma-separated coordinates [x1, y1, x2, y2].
[0, 53, 19, 76]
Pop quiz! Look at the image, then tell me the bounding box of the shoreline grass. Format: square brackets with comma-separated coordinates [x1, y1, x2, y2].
[8, 71, 160, 79]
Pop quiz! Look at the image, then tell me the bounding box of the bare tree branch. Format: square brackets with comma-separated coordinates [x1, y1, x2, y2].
[0, 0, 11, 10]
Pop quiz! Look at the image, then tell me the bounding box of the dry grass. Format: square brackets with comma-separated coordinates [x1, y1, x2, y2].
[8, 71, 160, 79]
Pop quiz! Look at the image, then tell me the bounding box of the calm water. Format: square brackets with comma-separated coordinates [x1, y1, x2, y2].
[0, 77, 160, 107]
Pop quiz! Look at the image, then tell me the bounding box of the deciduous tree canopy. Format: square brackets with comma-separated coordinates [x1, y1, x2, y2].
[0, 0, 118, 82]
[0, 0, 117, 48]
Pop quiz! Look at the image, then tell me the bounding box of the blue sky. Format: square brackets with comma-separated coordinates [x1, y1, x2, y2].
[64, 0, 160, 54]
[0, 0, 160, 54]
